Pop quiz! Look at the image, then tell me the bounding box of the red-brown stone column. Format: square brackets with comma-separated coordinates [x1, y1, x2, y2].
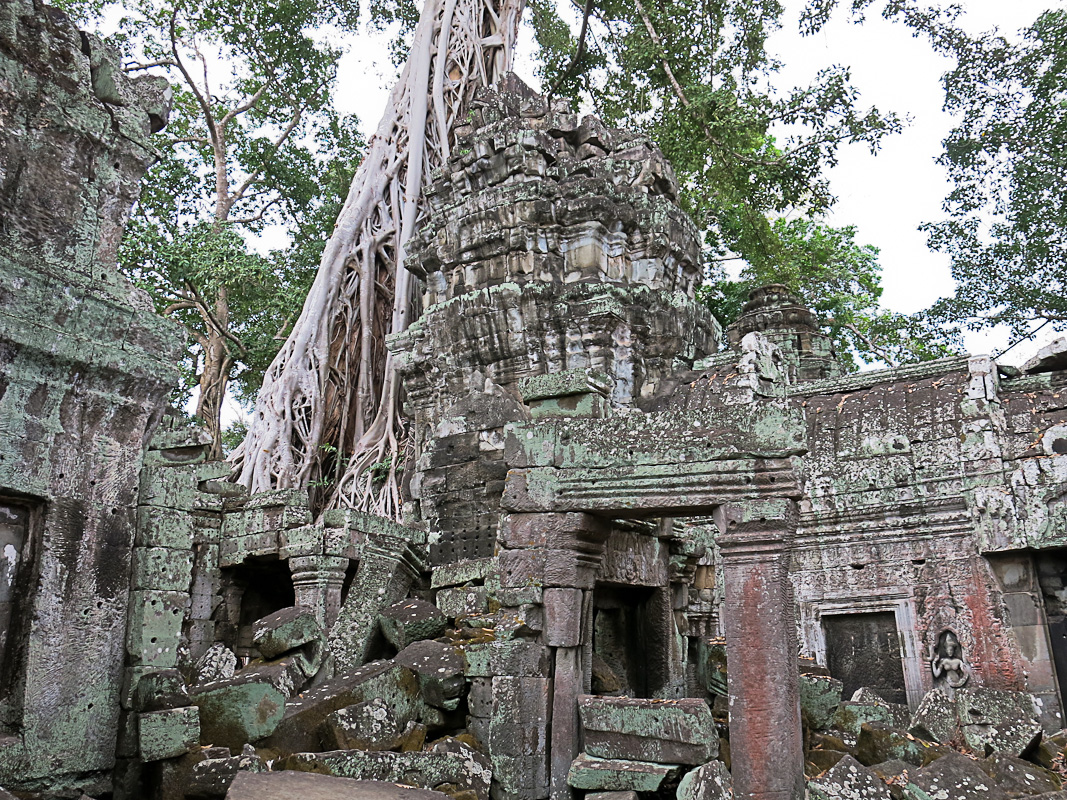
[718, 498, 803, 800]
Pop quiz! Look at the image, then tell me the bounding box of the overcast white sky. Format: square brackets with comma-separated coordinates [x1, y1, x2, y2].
[331, 0, 1064, 367]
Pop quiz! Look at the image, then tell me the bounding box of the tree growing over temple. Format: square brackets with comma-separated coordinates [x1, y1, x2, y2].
[232, 0, 935, 515]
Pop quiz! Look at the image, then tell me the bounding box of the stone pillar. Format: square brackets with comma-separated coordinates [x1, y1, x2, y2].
[499, 512, 608, 800]
[718, 498, 803, 800]
[329, 531, 425, 671]
[290, 555, 349, 628]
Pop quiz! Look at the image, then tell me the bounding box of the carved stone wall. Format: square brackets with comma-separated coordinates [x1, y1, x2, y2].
[0, 0, 182, 791]
[395, 77, 719, 565]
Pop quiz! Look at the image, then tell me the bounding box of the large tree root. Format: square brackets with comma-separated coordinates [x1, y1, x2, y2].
[231, 0, 525, 520]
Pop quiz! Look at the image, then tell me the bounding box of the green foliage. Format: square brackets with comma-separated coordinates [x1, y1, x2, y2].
[698, 219, 957, 368]
[527, 0, 902, 258]
[523, 0, 948, 369]
[55, 0, 365, 438]
[220, 417, 250, 455]
[918, 9, 1067, 344]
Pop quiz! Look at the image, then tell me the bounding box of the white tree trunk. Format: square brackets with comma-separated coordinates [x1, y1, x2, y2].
[231, 0, 525, 519]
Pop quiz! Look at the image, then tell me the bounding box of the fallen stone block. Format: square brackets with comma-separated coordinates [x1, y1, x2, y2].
[956, 687, 1037, 729]
[806, 754, 891, 799]
[587, 793, 638, 800]
[459, 639, 551, 677]
[567, 754, 680, 793]
[395, 640, 466, 708]
[676, 760, 731, 800]
[578, 695, 718, 765]
[196, 642, 238, 684]
[435, 587, 490, 620]
[380, 599, 448, 649]
[263, 660, 419, 754]
[280, 743, 492, 800]
[855, 723, 947, 767]
[983, 752, 1061, 794]
[236, 656, 313, 699]
[834, 702, 908, 738]
[962, 716, 1042, 758]
[1032, 729, 1067, 770]
[805, 750, 845, 778]
[908, 688, 958, 744]
[431, 557, 495, 589]
[190, 750, 268, 797]
[322, 697, 416, 751]
[134, 668, 192, 712]
[252, 606, 323, 659]
[138, 706, 200, 761]
[192, 677, 286, 751]
[801, 674, 844, 732]
[906, 751, 1007, 799]
[869, 758, 913, 786]
[225, 771, 453, 799]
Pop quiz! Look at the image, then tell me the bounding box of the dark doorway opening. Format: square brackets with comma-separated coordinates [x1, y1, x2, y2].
[1036, 552, 1067, 717]
[824, 611, 907, 704]
[592, 585, 671, 697]
[216, 558, 295, 664]
[0, 497, 39, 729]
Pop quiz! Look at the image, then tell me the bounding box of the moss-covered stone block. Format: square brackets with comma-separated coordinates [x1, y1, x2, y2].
[139, 464, 199, 509]
[566, 754, 679, 792]
[380, 599, 447, 648]
[460, 639, 551, 677]
[281, 745, 493, 800]
[908, 688, 958, 744]
[192, 679, 285, 751]
[251, 606, 322, 659]
[263, 661, 420, 754]
[131, 546, 194, 591]
[138, 706, 200, 762]
[136, 505, 195, 549]
[855, 723, 947, 768]
[578, 695, 717, 765]
[126, 590, 187, 667]
[430, 557, 495, 589]
[800, 673, 844, 731]
[806, 754, 890, 800]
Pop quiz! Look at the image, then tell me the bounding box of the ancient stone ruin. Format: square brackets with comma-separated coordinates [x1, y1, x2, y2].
[7, 2, 1067, 799]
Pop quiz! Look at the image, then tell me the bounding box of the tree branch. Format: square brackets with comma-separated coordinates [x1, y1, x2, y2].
[547, 0, 595, 97]
[229, 196, 283, 225]
[220, 78, 275, 128]
[230, 101, 310, 205]
[162, 300, 199, 315]
[837, 321, 897, 367]
[168, 9, 219, 151]
[633, 0, 798, 170]
[125, 59, 178, 72]
[183, 280, 248, 355]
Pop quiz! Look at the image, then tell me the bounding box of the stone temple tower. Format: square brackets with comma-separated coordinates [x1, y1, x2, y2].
[393, 76, 721, 566]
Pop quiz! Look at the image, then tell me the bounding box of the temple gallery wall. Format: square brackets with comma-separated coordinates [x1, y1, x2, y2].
[5, 2, 1067, 799]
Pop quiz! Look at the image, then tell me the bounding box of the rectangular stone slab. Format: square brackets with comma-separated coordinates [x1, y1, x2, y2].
[578, 696, 717, 743]
[567, 754, 679, 792]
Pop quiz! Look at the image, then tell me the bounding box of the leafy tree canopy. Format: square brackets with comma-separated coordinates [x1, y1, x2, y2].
[919, 8, 1067, 347]
[55, 0, 365, 453]
[523, 0, 953, 368]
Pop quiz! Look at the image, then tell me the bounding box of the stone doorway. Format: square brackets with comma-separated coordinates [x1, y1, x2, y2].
[824, 611, 908, 704]
[1036, 552, 1067, 713]
[591, 585, 671, 698]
